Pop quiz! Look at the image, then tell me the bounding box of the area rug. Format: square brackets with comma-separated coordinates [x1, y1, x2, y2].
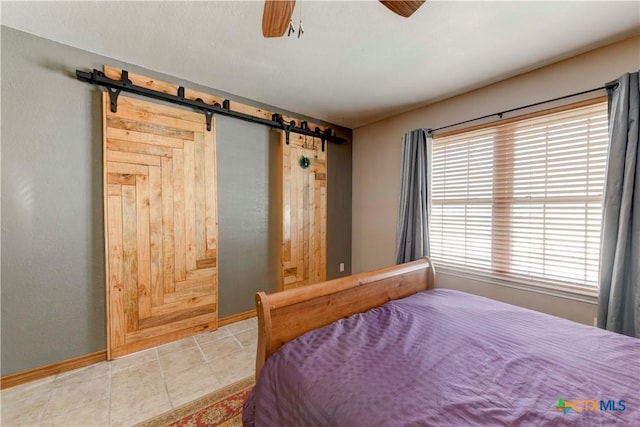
[135, 377, 254, 427]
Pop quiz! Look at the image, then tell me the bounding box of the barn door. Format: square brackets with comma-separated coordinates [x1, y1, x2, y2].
[104, 94, 218, 358]
[281, 133, 327, 289]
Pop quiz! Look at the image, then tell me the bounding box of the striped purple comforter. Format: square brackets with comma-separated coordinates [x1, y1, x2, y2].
[243, 289, 640, 426]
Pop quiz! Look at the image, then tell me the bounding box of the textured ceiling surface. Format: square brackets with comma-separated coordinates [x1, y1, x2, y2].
[2, 1, 639, 128]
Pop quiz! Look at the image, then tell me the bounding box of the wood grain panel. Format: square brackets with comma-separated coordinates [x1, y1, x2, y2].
[104, 91, 218, 358]
[149, 295, 217, 320]
[204, 126, 218, 253]
[302, 166, 310, 283]
[106, 194, 125, 350]
[319, 184, 327, 279]
[196, 258, 216, 269]
[161, 157, 175, 294]
[107, 127, 185, 149]
[107, 161, 148, 176]
[173, 148, 186, 282]
[281, 133, 327, 290]
[136, 174, 152, 319]
[141, 304, 217, 329]
[107, 184, 122, 196]
[107, 116, 195, 140]
[149, 166, 164, 307]
[174, 276, 218, 292]
[194, 133, 206, 260]
[107, 149, 161, 166]
[184, 139, 197, 272]
[107, 172, 136, 185]
[113, 96, 204, 128]
[163, 283, 217, 303]
[107, 139, 173, 158]
[121, 185, 138, 333]
[186, 267, 217, 280]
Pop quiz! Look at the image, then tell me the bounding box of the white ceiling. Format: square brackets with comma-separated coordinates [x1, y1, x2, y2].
[2, 1, 639, 128]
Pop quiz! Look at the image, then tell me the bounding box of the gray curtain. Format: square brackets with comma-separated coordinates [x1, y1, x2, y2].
[395, 129, 431, 264]
[597, 71, 640, 337]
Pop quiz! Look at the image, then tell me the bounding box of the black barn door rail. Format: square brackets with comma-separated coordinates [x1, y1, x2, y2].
[76, 69, 345, 150]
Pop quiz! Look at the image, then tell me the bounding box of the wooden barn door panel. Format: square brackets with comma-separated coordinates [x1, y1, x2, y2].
[104, 94, 218, 358]
[282, 134, 327, 290]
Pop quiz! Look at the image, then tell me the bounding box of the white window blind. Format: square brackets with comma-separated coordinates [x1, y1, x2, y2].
[430, 98, 608, 288]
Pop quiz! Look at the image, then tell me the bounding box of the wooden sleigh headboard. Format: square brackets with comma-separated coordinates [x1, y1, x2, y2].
[254, 257, 436, 377]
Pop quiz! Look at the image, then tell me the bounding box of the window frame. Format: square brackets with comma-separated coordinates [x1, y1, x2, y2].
[430, 96, 608, 301]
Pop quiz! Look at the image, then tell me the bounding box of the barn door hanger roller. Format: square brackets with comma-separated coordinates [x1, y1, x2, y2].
[271, 114, 334, 152]
[75, 68, 345, 150]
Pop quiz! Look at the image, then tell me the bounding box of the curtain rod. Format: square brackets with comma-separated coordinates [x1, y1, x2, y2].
[429, 81, 619, 134]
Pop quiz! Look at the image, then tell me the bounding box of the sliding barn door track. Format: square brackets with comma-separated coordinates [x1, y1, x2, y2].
[76, 69, 345, 151]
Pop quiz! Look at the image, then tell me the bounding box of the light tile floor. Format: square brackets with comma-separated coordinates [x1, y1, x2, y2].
[1, 317, 257, 427]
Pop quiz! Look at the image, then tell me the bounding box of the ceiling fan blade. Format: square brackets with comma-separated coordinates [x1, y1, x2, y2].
[379, 0, 425, 18]
[262, 0, 297, 38]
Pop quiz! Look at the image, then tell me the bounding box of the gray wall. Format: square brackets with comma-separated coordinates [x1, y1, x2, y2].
[326, 129, 353, 279]
[216, 118, 280, 317]
[1, 26, 352, 375]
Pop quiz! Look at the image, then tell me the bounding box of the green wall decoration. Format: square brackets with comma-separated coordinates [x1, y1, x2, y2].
[299, 155, 311, 169]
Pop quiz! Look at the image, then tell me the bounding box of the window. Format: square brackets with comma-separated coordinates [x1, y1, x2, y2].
[430, 98, 608, 290]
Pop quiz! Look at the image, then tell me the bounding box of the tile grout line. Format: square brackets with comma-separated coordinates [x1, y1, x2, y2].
[155, 348, 175, 409]
[230, 332, 244, 347]
[228, 324, 254, 336]
[155, 347, 166, 380]
[194, 334, 209, 363]
[193, 335, 227, 393]
[37, 377, 57, 426]
[107, 361, 113, 427]
[231, 325, 258, 349]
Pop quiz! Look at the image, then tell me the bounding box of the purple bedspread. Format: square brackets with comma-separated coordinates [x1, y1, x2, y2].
[243, 289, 640, 426]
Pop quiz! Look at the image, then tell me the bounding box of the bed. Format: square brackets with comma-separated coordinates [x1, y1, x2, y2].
[243, 257, 639, 426]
